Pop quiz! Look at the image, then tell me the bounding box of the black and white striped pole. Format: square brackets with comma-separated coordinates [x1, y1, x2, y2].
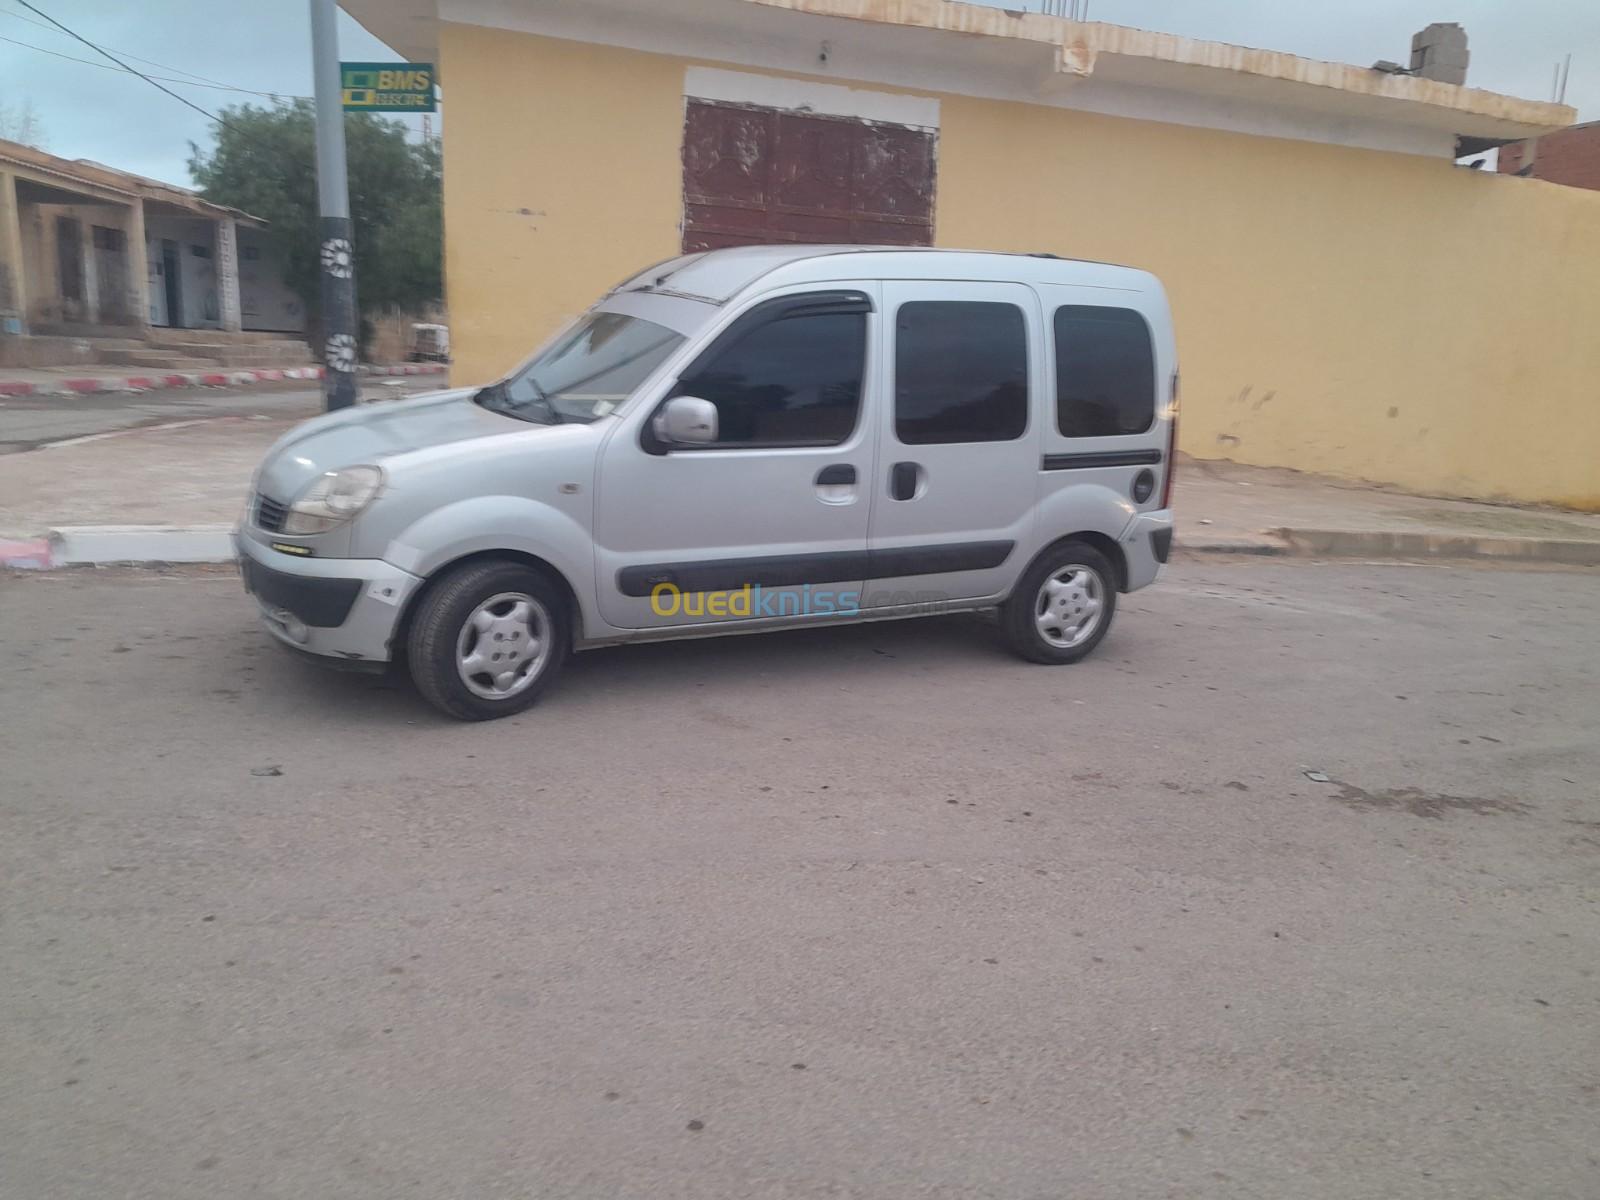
[309, 0, 358, 411]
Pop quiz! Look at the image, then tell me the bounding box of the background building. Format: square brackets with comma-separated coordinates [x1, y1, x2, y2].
[0, 138, 306, 369]
[1499, 120, 1600, 191]
[345, 0, 1598, 507]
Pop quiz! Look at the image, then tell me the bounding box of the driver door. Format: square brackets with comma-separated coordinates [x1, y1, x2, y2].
[594, 285, 880, 630]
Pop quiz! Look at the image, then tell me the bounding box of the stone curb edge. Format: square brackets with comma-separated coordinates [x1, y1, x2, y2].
[0, 362, 447, 398]
[1268, 527, 1600, 565]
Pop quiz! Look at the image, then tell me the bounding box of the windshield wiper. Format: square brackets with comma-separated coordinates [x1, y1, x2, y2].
[474, 378, 561, 425]
[524, 377, 563, 424]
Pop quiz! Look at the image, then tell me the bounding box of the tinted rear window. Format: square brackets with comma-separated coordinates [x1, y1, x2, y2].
[1054, 306, 1156, 438]
[895, 302, 1028, 445]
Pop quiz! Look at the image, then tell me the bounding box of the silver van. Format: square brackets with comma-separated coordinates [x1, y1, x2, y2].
[238, 247, 1177, 720]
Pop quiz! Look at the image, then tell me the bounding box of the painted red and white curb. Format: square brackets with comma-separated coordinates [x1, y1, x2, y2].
[0, 362, 447, 398]
[0, 537, 53, 570]
[1, 525, 236, 571]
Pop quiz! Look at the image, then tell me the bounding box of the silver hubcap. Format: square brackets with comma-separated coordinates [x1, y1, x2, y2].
[456, 592, 550, 700]
[1035, 564, 1105, 649]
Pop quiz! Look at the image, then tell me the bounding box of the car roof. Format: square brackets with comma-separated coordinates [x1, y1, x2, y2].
[614, 245, 1158, 305]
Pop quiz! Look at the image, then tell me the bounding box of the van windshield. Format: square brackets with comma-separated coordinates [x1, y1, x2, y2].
[476, 312, 684, 425]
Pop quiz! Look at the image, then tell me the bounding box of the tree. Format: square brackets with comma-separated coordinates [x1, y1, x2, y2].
[0, 96, 46, 148]
[188, 101, 441, 348]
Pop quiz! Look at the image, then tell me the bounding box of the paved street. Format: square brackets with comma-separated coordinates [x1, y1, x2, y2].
[3, 559, 1597, 1199]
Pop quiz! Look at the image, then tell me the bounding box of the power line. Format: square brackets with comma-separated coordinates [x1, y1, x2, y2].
[1, 4, 255, 90]
[8, 0, 231, 128]
[0, 33, 305, 99]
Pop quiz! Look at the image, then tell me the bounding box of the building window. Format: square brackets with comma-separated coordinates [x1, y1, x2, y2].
[1054, 307, 1156, 437]
[894, 301, 1028, 444]
[190, 244, 211, 259]
[91, 226, 125, 252]
[674, 302, 866, 448]
[241, 244, 261, 261]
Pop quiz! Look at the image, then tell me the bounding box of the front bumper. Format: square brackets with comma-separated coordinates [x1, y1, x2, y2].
[235, 533, 423, 663]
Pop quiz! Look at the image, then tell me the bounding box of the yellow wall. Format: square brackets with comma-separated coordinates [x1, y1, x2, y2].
[440, 26, 687, 384]
[440, 23, 1600, 506]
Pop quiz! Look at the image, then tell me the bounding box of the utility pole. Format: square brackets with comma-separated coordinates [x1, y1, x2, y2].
[309, 0, 358, 411]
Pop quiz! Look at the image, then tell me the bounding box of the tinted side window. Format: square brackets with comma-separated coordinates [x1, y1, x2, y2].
[1055, 306, 1156, 437]
[895, 302, 1028, 445]
[677, 311, 865, 447]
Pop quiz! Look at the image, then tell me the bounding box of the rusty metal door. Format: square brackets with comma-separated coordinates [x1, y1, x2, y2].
[682, 100, 934, 252]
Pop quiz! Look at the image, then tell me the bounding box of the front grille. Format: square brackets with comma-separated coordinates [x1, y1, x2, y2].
[255, 493, 289, 533]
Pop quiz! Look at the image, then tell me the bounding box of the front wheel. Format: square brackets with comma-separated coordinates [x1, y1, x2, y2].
[1001, 540, 1117, 665]
[406, 560, 570, 720]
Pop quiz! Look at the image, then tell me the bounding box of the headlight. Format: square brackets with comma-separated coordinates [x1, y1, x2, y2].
[282, 465, 384, 534]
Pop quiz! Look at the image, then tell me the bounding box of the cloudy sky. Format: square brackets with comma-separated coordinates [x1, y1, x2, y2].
[0, 0, 1594, 186]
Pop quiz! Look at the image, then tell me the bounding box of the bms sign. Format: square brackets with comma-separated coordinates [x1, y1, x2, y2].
[341, 63, 436, 112]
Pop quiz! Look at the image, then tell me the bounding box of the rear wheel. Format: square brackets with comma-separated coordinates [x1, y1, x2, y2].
[1001, 540, 1117, 665]
[407, 560, 570, 721]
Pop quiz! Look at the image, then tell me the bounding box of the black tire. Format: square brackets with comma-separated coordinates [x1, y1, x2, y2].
[1000, 539, 1118, 665]
[406, 560, 571, 721]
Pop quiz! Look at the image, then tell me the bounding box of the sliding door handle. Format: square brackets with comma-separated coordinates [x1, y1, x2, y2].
[890, 461, 922, 501]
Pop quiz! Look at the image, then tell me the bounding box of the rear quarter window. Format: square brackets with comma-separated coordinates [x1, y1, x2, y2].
[1054, 306, 1156, 438]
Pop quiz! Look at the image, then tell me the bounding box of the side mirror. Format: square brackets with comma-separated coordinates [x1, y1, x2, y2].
[652, 395, 718, 446]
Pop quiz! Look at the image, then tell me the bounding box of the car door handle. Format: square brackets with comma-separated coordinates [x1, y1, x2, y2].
[890, 461, 921, 501]
[815, 464, 856, 486]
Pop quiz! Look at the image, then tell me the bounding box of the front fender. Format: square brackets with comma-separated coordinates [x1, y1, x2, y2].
[377, 496, 602, 633]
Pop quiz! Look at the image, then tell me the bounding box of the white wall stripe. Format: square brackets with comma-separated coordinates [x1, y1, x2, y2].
[684, 66, 939, 129]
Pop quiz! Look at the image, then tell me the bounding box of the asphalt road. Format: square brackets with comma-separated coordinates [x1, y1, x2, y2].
[3, 559, 1597, 1199]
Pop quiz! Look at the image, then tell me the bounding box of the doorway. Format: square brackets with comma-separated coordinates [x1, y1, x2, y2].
[54, 216, 84, 314]
[91, 226, 129, 323]
[161, 239, 182, 329]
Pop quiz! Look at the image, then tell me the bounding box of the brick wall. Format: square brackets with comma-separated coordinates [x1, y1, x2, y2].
[1499, 122, 1600, 191]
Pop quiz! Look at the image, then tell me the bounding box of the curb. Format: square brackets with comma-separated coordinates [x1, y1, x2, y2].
[1178, 534, 1289, 557]
[0, 362, 447, 398]
[49, 525, 236, 567]
[1271, 527, 1600, 566]
[0, 536, 52, 569]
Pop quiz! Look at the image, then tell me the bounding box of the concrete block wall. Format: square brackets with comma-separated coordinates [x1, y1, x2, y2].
[1411, 24, 1469, 86]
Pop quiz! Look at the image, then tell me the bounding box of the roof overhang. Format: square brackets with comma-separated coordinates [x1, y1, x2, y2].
[343, 0, 1575, 153]
[0, 139, 268, 225]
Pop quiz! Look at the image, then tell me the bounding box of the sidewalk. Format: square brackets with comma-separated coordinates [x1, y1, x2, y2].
[1179, 456, 1600, 563]
[0, 362, 447, 397]
[2, 414, 1599, 566]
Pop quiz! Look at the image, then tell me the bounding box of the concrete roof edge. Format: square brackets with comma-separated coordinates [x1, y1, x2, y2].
[745, 0, 1577, 133]
[0, 138, 269, 227]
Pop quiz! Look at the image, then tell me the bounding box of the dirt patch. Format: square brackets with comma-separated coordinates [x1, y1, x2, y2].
[1330, 780, 1529, 820]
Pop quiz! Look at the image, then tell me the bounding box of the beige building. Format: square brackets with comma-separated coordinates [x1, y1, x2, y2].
[346, 0, 1598, 506]
[0, 139, 304, 355]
